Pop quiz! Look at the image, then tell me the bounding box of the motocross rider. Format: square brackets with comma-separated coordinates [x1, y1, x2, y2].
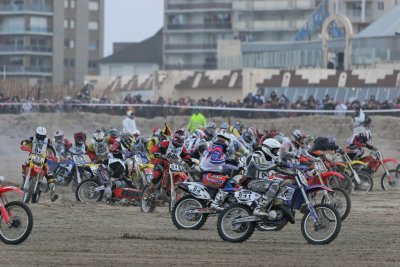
[21, 127, 58, 202]
[53, 130, 72, 159]
[200, 132, 240, 210]
[346, 129, 376, 160]
[68, 132, 88, 155]
[149, 124, 172, 164]
[146, 129, 192, 195]
[238, 129, 257, 152]
[280, 129, 308, 162]
[87, 129, 116, 163]
[244, 138, 283, 217]
[132, 130, 149, 163]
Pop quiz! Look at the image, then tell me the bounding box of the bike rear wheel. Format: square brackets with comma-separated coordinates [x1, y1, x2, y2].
[171, 196, 208, 230]
[0, 201, 33, 245]
[381, 169, 400, 191]
[217, 204, 256, 243]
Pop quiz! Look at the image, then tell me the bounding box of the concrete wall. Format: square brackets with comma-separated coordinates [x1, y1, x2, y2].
[99, 63, 159, 76]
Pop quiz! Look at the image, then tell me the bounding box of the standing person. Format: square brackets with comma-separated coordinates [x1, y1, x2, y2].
[187, 109, 207, 133]
[122, 110, 137, 134]
[352, 105, 371, 134]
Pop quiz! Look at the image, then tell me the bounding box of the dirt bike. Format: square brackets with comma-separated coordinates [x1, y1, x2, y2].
[217, 163, 341, 244]
[141, 158, 190, 213]
[20, 145, 58, 203]
[75, 165, 142, 205]
[357, 149, 399, 191]
[171, 171, 246, 230]
[0, 176, 33, 244]
[49, 151, 96, 191]
[304, 158, 351, 221]
[331, 149, 374, 192]
[126, 152, 154, 190]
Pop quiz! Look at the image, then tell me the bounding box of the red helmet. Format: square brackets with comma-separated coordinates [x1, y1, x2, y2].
[74, 132, 86, 145]
[172, 129, 185, 147]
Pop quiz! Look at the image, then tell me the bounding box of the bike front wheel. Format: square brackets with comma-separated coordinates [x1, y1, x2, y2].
[75, 179, 103, 203]
[381, 169, 400, 191]
[301, 203, 341, 245]
[0, 201, 33, 245]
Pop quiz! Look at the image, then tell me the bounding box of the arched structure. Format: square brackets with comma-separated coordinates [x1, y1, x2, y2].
[321, 14, 354, 70]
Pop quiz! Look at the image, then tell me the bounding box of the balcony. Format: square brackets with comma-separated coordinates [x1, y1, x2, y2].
[0, 26, 53, 35]
[3, 65, 52, 76]
[165, 43, 217, 52]
[166, 2, 231, 12]
[0, 4, 53, 15]
[0, 45, 52, 55]
[165, 63, 217, 70]
[233, 0, 315, 11]
[234, 20, 304, 31]
[167, 22, 231, 31]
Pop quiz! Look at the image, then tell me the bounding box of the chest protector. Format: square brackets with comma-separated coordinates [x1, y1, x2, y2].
[54, 142, 65, 156]
[92, 139, 109, 158]
[165, 142, 183, 161]
[33, 137, 49, 155]
[246, 151, 274, 179]
[70, 144, 86, 155]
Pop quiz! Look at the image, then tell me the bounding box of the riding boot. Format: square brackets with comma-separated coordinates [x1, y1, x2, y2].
[210, 190, 228, 210]
[253, 183, 279, 218]
[49, 183, 58, 202]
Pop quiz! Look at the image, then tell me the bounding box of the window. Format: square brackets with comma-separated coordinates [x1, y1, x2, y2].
[88, 60, 98, 69]
[70, 0, 75, 9]
[88, 40, 98, 51]
[64, 19, 68, 28]
[89, 1, 99, 11]
[377, 2, 384, 10]
[63, 59, 75, 68]
[64, 39, 75, 49]
[70, 19, 75, 29]
[88, 21, 99, 30]
[64, 0, 68, 8]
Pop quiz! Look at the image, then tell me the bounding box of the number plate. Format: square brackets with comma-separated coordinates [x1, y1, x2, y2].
[32, 155, 44, 165]
[169, 163, 182, 172]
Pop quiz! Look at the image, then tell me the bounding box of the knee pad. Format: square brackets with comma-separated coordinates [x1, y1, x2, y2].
[266, 182, 280, 197]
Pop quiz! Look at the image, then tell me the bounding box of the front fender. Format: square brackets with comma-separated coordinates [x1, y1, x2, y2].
[349, 160, 368, 166]
[321, 171, 344, 180]
[0, 186, 23, 196]
[306, 185, 334, 193]
[383, 158, 398, 164]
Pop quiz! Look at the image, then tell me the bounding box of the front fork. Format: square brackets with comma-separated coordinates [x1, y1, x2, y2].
[0, 196, 11, 225]
[344, 154, 361, 184]
[170, 170, 176, 210]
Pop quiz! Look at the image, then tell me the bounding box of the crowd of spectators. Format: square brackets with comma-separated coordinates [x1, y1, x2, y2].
[122, 90, 400, 111]
[1, 89, 400, 118]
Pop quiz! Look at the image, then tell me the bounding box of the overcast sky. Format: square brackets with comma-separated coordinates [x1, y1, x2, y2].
[104, 0, 164, 56]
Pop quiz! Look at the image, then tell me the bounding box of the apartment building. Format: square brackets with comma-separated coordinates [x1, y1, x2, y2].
[328, 0, 399, 33]
[0, 0, 104, 86]
[163, 0, 399, 71]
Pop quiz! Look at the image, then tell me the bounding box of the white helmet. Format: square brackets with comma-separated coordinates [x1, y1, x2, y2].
[93, 129, 105, 143]
[261, 138, 281, 159]
[35, 126, 47, 140]
[213, 132, 231, 149]
[132, 130, 141, 137]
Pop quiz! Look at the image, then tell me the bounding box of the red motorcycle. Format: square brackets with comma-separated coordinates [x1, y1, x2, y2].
[359, 149, 399, 191]
[141, 159, 189, 213]
[21, 145, 58, 203]
[0, 176, 33, 244]
[75, 165, 142, 205]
